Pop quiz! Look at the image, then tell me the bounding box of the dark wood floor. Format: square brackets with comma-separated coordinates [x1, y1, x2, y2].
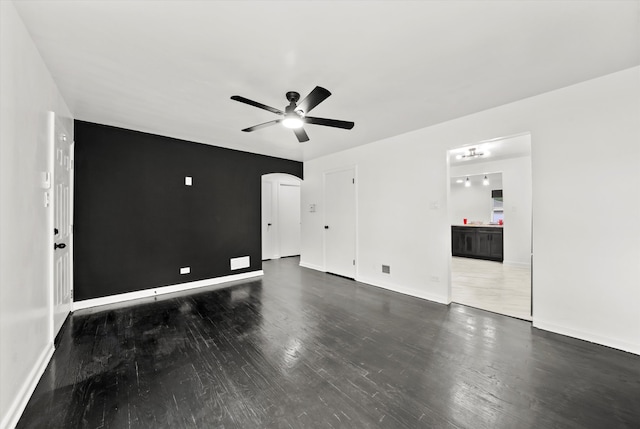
[18, 257, 640, 428]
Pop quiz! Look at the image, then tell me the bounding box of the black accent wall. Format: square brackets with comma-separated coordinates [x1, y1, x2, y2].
[74, 121, 302, 301]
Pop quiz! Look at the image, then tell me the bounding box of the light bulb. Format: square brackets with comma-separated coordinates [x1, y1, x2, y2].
[283, 116, 303, 129]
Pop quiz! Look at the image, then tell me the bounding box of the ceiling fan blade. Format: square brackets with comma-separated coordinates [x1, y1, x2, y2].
[242, 119, 282, 132]
[231, 96, 284, 115]
[296, 86, 331, 114]
[293, 127, 309, 143]
[304, 116, 355, 130]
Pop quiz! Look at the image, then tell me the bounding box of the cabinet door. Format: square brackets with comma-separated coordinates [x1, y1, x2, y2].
[452, 228, 463, 256]
[452, 227, 475, 256]
[463, 230, 475, 254]
[476, 229, 504, 261]
[475, 230, 492, 257]
[489, 230, 504, 260]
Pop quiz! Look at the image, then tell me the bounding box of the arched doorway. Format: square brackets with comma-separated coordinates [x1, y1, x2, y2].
[261, 173, 302, 260]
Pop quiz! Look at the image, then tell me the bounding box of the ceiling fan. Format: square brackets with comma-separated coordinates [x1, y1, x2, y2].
[230, 86, 354, 142]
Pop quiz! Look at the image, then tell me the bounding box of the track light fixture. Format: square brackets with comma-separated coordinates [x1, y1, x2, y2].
[456, 147, 489, 160]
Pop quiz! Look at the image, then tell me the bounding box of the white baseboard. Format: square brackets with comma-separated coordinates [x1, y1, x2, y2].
[72, 271, 264, 311]
[356, 275, 449, 305]
[504, 260, 531, 268]
[533, 319, 640, 356]
[299, 264, 449, 305]
[1, 343, 54, 429]
[299, 261, 325, 272]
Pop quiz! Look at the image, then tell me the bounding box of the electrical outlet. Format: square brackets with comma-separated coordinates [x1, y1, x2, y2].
[430, 275, 440, 282]
[185, 176, 192, 186]
[180, 267, 190, 274]
[382, 265, 391, 274]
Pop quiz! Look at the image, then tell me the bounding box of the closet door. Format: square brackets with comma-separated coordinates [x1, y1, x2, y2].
[324, 168, 356, 278]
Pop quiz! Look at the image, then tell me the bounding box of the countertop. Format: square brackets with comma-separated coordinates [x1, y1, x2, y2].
[452, 224, 503, 228]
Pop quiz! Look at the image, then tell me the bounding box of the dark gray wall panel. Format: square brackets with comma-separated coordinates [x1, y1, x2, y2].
[73, 121, 302, 301]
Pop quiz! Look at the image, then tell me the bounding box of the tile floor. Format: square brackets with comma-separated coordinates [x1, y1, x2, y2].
[451, 256, 531, 320]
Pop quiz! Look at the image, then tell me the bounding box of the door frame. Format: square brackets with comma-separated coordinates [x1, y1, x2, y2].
[445, 132, 533, 319]
[261, 173, 302, 260]
[322, 165, 358, 277]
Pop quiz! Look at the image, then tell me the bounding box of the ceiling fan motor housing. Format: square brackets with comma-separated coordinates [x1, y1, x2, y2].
[285, 104, 301, 116]
[286, 91, 300, 104]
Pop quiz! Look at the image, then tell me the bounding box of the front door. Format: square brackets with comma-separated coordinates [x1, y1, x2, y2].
[52, 113, 72, 337]
[324, 168, 356, 278]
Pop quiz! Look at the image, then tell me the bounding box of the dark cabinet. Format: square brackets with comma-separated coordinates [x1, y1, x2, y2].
[452, 226, 503, 262]
[451, 227, 476, 257]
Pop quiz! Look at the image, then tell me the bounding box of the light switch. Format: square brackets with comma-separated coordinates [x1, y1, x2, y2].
[180, 267, 190, 274]
[185, 176, 192, 186]
[40, 172, 51, 189]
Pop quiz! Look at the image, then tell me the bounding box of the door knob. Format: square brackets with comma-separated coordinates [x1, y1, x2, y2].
[54, 243, 66, 250]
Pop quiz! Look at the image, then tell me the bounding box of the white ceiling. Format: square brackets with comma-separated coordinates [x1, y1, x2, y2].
[13, 0, 640, 162]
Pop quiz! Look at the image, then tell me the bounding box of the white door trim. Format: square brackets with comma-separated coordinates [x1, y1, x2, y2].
[69, 140, 75, 309]
[47, 111, 55, 343]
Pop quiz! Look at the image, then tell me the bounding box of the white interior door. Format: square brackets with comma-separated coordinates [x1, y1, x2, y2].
[324, 168, 356, 278]
[278, 183, 301, 257]
[52, 113, 72, 336]
[261, 180, 275, 260]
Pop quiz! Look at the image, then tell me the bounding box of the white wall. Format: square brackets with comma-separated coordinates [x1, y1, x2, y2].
[450, 153, 532, 266]
[301, 66, 640, 355]
[302, 148, 452, 304]
[0, 3, 73, 428]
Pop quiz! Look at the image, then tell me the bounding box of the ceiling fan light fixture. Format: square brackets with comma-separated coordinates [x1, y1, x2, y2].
[231, 86, 354, 142]
[282, 116, 303, 129]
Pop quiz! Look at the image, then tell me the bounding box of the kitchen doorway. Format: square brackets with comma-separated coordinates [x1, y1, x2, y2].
[447, 133, 532, 320]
